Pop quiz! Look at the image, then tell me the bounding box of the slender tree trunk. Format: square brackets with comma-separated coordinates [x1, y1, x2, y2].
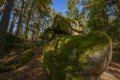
[0, 0, 14, 55]
[0, 2, 6, 16]
[9, 1, 21, 35]
[9, 14, 17, 34]
[24, 15, 30, 41]
[18, 2, 28, 39]
[31, 31, 35, 42]
[24, 4, 34, 41]
[14, 0, 24, 46]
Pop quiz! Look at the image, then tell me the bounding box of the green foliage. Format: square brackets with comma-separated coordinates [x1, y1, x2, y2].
[44, 31, 55, 42]
[41, 27, 55, 42]
[6, 33, 23, 43]
[66, 0, 81, 24]
[5, 34, 23, 50]
[87, 0, 108, 31]
[43, 31, 112, 80]
[69, 0, 120, 50]
[0, 0, 4, 5]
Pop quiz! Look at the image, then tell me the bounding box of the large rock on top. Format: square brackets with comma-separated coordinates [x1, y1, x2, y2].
[43, 31, 112, 80]
[41, 14, 84, 43]
[52, 14, 81, 35]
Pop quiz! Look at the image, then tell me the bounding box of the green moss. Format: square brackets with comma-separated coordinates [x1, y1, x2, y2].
[52, 14, 80, 35]
[43, 31, 112, 80]
[46, 31, 55, 42]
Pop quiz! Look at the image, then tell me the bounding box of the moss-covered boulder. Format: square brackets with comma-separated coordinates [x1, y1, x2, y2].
[52, 14, 81, 35]
[41, 27, 69, 43]
[42, 14, 84, 44]
[43, 31, 55, 42]
[43, 31, 112, 80]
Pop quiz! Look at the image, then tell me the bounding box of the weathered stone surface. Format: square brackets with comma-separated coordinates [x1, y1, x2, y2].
[42, 14, 85, 44]
[43, 31, 112, 80]
[42, 28, 68, 43]
[52, 14, 81, 35]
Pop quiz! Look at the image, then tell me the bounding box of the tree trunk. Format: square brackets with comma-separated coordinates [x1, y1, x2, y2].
[24, 3, 34, 41]
[31, 31, 35, 42]
[0, 1, 6, 16]
[0, 0, 14, 55]
[9, 14, 17, 34]
[14, 0, 24, 46]
[9, 1, 21, 35]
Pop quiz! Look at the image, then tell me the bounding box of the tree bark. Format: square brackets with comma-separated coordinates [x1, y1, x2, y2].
[9, 1, 21, 35]
[24, 2, 34, 41]
[0, 1, 6, 16]
[9, 14, 17, 34]
[14, 0, 24, 46]
[31, 31, 35, 42]
[0, 0, 14, 55]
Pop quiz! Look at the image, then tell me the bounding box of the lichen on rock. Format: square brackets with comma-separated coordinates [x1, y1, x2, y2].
[52, 14, 81, 35]
[42, 14, 112, 80]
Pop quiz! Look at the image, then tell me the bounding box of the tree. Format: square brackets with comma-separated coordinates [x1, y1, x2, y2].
[86, 0, 108, 32]
[0, 0, 6, 16]
[9, 1, 21, 35]
[24, 0, 34, 41]
[107, 0, 120, 50]
[0, 0, 15, 55]
[9, 11, 17, 34]
[66, 0, 81, 24]
[14, 0, 24, 42]
[79, 0, 120, 50]
[0, 0, 53, 54]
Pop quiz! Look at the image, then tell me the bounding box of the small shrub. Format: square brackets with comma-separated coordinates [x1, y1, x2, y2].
[5, 33, 23, 50]
[0, 67, 12, 73]
[17, 49, 35, 67]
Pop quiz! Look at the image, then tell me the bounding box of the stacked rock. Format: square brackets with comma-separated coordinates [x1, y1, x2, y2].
[43, 14, 112, 80]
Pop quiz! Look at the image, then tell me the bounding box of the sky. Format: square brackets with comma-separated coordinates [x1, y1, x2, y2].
[52, 0, 68, 16]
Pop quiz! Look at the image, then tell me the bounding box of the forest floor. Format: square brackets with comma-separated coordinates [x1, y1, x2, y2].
[0, 47, 120, 80]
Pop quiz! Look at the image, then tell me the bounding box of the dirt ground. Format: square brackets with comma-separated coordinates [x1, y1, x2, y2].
[0, 47, 120, 80]
[101, 62, 120, 80]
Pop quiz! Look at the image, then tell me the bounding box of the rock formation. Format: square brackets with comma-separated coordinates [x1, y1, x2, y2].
[43, 14, 112, 80]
